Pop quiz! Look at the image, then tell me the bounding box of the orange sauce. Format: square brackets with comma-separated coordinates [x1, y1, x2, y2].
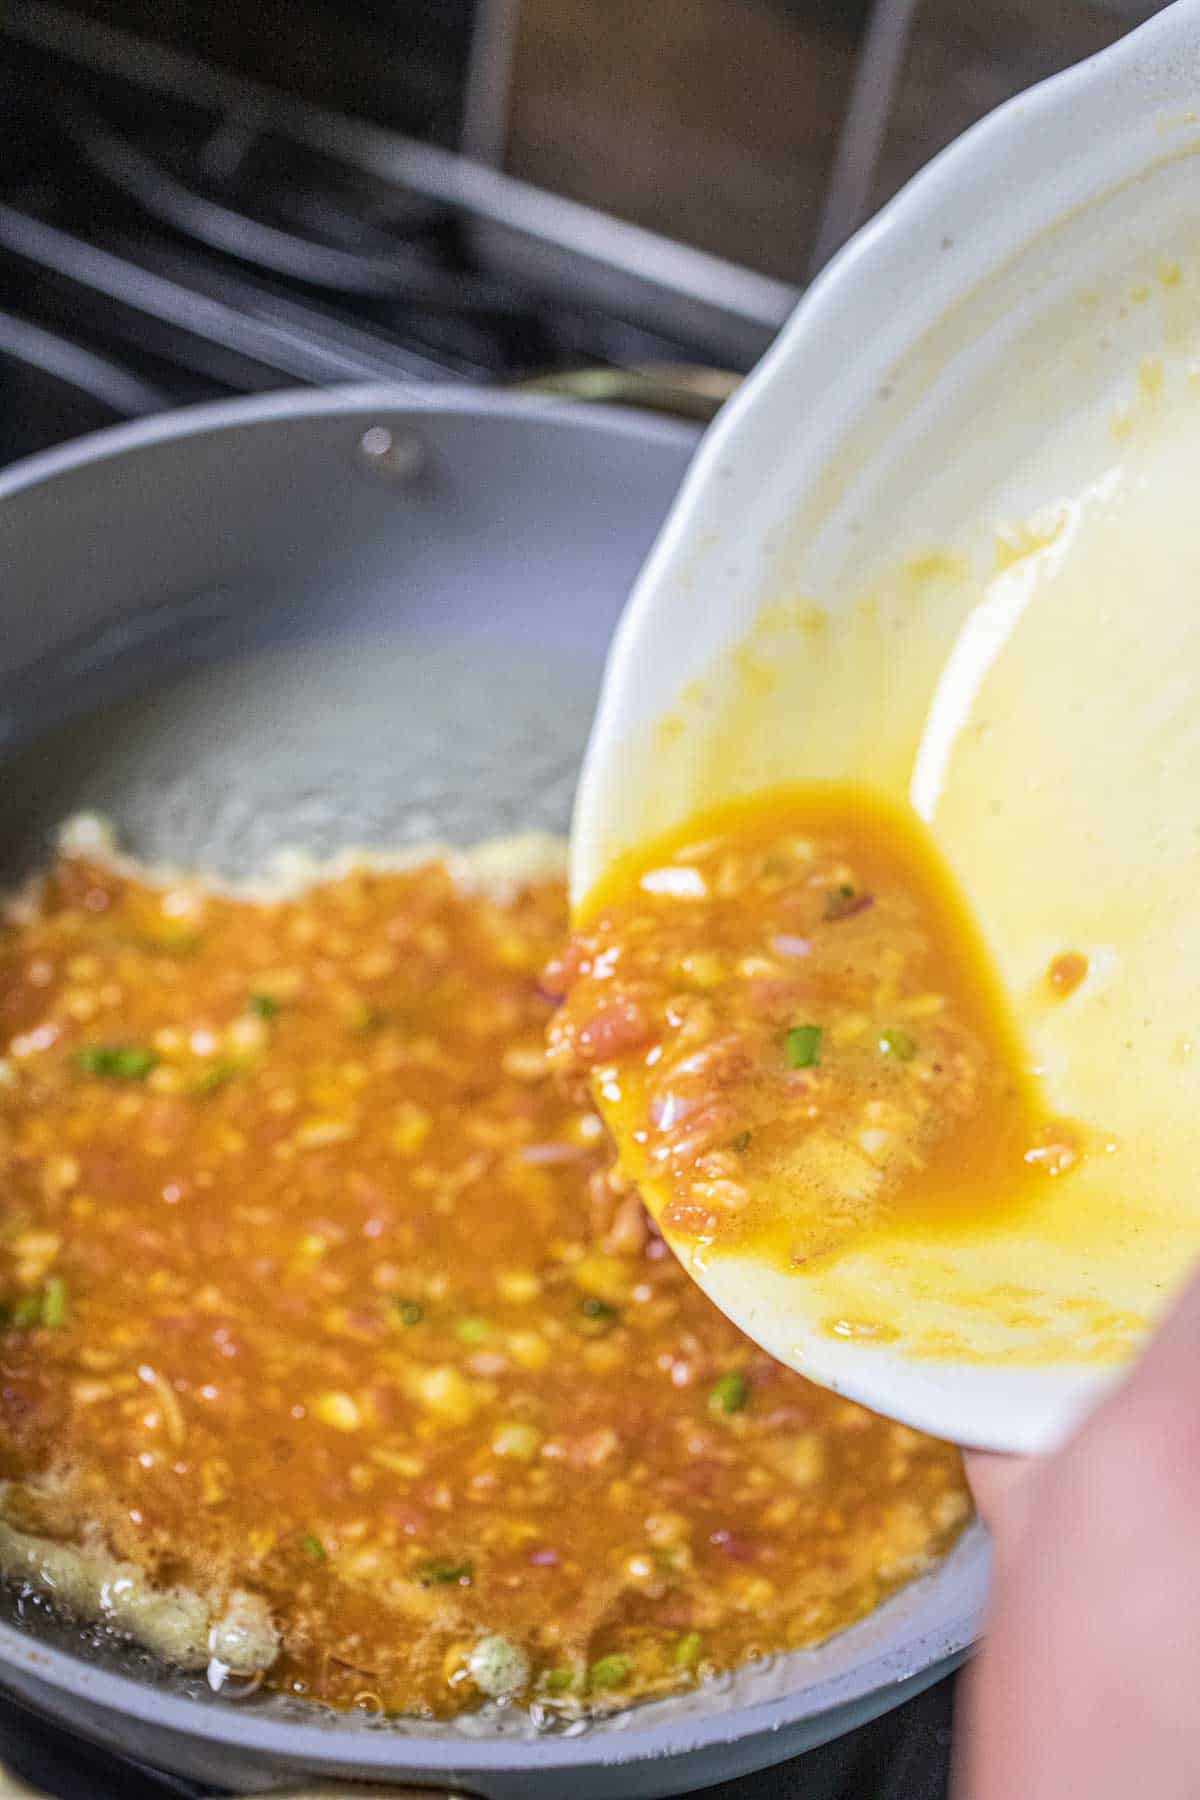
[556, 784, 1055, 1275]
[0, 836, 969, 1715]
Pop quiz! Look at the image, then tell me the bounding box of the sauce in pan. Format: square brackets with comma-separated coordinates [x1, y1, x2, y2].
[0, 826, 967, 1716]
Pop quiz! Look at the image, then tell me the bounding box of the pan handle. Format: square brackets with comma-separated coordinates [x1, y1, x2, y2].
[222, 1788, 471, 1798]
[230, 1788, 471, 1799]
[509, 362, 742, 423]
[226, 1788, 471, 1798]
[0, 1764, 468, 1797]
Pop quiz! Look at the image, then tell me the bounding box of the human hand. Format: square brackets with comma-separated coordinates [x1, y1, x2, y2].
[953, 1262, 1200, 1800]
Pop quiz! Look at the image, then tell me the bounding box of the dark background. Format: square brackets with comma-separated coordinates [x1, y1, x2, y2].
[43, 0, 1168, 281]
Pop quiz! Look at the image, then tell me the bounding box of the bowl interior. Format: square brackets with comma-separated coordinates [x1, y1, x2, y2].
[572, 4, 1200, 1453]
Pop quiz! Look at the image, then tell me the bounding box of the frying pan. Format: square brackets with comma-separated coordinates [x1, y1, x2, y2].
[0, 387, 985, 1795]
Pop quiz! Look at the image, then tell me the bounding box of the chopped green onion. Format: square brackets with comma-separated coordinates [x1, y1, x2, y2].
[879, 1027, 917, 1062]
[140, 931, 203, 957]
[824, 883, 871, 921]
[731, 1130, 752, 1154]
[301, 1533, 327, 1563]
[350, 1005, 390, 1034]
[589, 1652, 632, 1691]
[4, 1281, 70, 1332]
[785, 1024, 822, 1069]
[708, 1371, 748, 1416]
[192, 1061, 241, 1097]
[393, 1299, 425, 1327]
[673, 1631, 703, 1669]
[656, 1544, 689, 1575]
[454, 1316, 491, 1345]
[579, 1296, 621, 1329]
[491, 1421, 541, 1461]
[40, 1276, 68, 1330]
[74, 1044, 158, 1080]
[248, 992, 280, 1019]
[8, 1294, 40, 1330]
[468, 1633, 531, 1698]
[415, 1557, 474, 1587]
[544, 1667, 577, 1694]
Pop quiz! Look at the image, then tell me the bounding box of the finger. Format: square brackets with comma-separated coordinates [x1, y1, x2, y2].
[1065, 1258, 1200, 1505]
[965, 1265, 1200, 1532]
[961, 1450, 1035, 1539]
[1119, 1256, 1200, 1394]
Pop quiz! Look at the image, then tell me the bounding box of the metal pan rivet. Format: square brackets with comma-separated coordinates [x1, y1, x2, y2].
[357, 426, 426, 485]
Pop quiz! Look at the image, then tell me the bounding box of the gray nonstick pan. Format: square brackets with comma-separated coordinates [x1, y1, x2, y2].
[0, 387, 986, 1797]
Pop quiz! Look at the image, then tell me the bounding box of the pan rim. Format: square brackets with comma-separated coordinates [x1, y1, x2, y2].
[0, 380, 702, 505]
[0, 1580, 977, 1774]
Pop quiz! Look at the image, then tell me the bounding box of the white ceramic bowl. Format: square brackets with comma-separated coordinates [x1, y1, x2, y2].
[574, 0, 1200, 1453]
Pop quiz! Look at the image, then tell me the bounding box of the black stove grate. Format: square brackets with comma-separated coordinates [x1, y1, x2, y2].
[0, 1, 797, 465]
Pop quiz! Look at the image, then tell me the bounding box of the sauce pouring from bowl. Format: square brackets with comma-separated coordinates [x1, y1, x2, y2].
[566, 2, 1200, 1458]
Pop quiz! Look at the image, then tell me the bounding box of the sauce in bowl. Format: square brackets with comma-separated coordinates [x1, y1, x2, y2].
[552, 784, 1060, 1285]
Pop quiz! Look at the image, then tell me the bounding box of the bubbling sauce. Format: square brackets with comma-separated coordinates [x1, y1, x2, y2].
[0, 827, 968, 1717]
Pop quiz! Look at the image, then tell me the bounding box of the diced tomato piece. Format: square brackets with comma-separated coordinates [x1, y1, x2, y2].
[572, 996, 655, 1063]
